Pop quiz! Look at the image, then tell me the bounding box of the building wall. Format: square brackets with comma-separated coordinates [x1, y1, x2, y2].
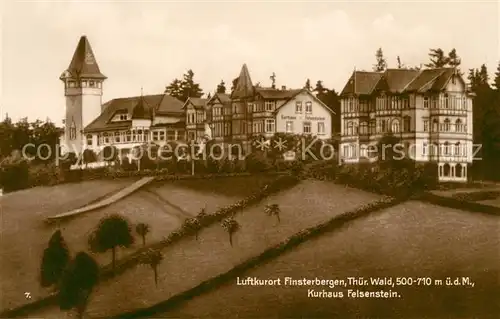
[275, 91, 332, 139]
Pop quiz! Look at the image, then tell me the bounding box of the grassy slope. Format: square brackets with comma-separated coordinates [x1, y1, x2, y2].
[0, 175, 271, 312]
[26, 181, 381, 317]
[162, 201, 500, 319]
[0, 179, 137, 310]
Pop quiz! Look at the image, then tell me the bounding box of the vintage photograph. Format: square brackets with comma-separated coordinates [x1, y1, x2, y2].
[1, 0, 499, 318]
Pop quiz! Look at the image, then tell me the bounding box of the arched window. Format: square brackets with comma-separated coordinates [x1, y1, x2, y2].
[381, 120, 387, 133]
[444, 141, 450, 155]
[444, 118, 450, 131]
[455, 119, 463, 132]
[86, 134, 93, 146]
[126, 131, 132, 142]
[443, 163, 450, 176]
[432, 119, 439, 132]
[444, 94, 449, 109]
[456, 164, 462, 177]
[369, 120, 376, 134]
[347, 122, 353, 136]
[391, 119, 400, 133]
[103, 132, 110, 144]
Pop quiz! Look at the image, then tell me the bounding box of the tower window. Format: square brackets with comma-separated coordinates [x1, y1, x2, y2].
[82, 81, 87, 88]
[89, 81, 95, 88]
[69, 123, 77, 140]
[68, 81, 76, 88]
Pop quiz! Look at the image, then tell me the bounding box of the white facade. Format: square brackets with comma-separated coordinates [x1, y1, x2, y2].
[275, 90, 333, 139]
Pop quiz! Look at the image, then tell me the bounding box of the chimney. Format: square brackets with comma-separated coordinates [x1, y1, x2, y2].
[281, 85, 286, 90]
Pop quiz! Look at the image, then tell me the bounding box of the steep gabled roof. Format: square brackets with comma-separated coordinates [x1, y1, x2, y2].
[207, 93, 231, 105]
[384, 69, 420, 93]
[182, 97, 207, 110]
[84, 94, 183, 133]
[274, 89, 336, 114]
[61, 35, 106, 80]
[231, 64, 254, 99]
[341, 71, 383, 96]
[255, 87, 302, 99]
[404, 68, 447, 92]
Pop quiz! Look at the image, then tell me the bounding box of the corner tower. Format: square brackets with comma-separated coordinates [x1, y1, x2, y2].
[60, 35, 106, 154]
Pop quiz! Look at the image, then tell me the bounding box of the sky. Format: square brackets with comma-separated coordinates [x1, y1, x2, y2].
[1, 0, 499, 124]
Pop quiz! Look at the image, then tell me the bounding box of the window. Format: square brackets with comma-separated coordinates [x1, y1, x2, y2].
[265, 101, 275, 111]
[303, 122, 311, 134]
[295, 101, 302, 113]
[360, 122, 368, 135]
[380, 120, 387, 133]
[89, 81, 95, 88]
[347, 122, 353, 135]
[403, 116, 411, 132]
[423, 142, 428, 156]
[444, 142, 450, 155]
[455, 142, 460, 156]
[391, 119, 400, 133]
[119, 114, 128, 121]
[159, 131, 166, 141]
[126, 131, 132, 142]
[81, 81, 87, 88]
[167, 130, 175, 140]
[423, 97, 429, 108]
[69, 125, 77, 140]
[444, 94, 449, 109]
[455, 119, 463, 132]
[423, 119, 429, 132]
[432, 119, 439, 132]
[451, 76, 456, 85]
[114, 132, 121, 143]
[286, 121, 293, 133]
[68, 81, 76, 88]
[152, 131, 159, 141]
[444, 118, 451, 131]
[86, 134, 93, 146]
[369, 120, 376, 134]
[103, 132, 110, 144]
[318, 122, 325, 135]
[305, 101, 312, 113]
[265, 119, 275, 133]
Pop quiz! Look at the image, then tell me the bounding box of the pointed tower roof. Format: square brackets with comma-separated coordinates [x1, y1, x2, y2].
[60, 35, 106, 80]
[231, 64, 254, 99]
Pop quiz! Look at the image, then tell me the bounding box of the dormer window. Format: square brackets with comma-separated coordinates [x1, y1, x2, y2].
[119, 114, 128, 121]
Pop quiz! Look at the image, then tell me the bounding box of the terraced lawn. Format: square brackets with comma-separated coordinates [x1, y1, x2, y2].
[162, 201, 500, 319]
[25, 180, 382, 318]
[0, 179, 137, 310]
[0, 175, 272, 313]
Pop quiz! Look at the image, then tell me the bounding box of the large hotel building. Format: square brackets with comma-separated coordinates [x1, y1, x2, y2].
[339, 68, 474, 182]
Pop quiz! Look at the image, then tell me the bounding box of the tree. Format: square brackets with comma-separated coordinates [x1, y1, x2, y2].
[264, 204, 281, 224]
[447, 48, 461, 68]
[425, 48, 449, 68]
[40, 230, 70, 289]
[139, 248, 164, 287]
[180, 69, 204, 101]
[135, 223, 150, 247]
[216, 80, 226, 94]
[165, 79, 183, 100]
[88, 215, 134, 271]
[314, 81, 327, 96]
[230, 77, 239, 94]
[304, 79, 312, 91]
[221, 217, 240, 247]
[494, 61, 500, 90]
[82, 149, 97, 168]
[58, 252, 99, 319]
[373, 48, 387, 72]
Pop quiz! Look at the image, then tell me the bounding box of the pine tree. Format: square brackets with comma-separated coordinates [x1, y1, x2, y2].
[373, 48, 387, 72]
[494, 62, 500, 90]
[304, 79, 312, 91]
[425, 48, 449, 68]
[447, 48, 461, 68]
[165, 79, 183, 100]
[180, 69, 204, 101]
[216, 80, 226, 94]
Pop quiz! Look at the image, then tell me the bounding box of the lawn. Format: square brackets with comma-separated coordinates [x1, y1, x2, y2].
[161, 201, 500, 318]
[0, 174, 272, 313]
[24, 180, 382, 317]
[0, 179, 137, 310]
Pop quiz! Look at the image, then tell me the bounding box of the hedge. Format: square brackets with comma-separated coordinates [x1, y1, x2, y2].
[108, 195, 404, 318]
[450, 190, 500, 202]
[0, 174, 300, 318]
[418, 192, 500, 216]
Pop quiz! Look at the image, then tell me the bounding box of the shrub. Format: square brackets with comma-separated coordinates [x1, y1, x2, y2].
[452, 191, 500, 202]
